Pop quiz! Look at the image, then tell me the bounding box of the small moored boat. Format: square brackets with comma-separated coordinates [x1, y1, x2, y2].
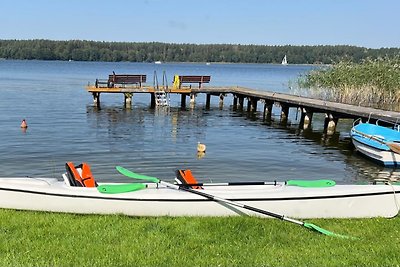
[281, 55, 288, 65]
[0, 162, 399, 219]
[351, 119, 400, 166]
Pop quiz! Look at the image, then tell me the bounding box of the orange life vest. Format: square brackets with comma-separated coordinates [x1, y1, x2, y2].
[176, 169, 202, 189]
[66, 162, 97, 187]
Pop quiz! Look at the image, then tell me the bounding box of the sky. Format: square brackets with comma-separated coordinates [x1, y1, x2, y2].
[1, 0, 399, 48]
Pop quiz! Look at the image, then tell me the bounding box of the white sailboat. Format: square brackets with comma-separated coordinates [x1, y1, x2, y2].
[281, 55, 288, 65]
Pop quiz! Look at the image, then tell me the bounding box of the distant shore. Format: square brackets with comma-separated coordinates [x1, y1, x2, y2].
[1, 39, 398, 64]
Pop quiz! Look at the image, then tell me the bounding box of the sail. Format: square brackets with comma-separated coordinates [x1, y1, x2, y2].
[281, 55, 288, 65]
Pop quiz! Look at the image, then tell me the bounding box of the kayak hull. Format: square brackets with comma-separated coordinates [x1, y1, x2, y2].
[0, 178, 399, 218]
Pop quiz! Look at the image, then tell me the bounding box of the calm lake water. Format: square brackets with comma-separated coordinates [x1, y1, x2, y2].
[0, 60, 397, 183]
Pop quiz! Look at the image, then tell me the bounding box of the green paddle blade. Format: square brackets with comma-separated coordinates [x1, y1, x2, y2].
[287, 179, 336, 187]
[303, 223, 353, 239]
[116, 166, 160, 183]
[97, 183, 147, 194]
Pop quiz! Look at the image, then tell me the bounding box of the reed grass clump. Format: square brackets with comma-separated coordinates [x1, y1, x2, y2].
[297, 56, 400, 111]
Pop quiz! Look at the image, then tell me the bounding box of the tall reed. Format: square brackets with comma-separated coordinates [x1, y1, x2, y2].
[296, 56, 400, 111]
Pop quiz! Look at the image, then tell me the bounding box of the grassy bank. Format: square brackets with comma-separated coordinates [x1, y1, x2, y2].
[0, 209, 399, 266]
[297, 56, 400, 111]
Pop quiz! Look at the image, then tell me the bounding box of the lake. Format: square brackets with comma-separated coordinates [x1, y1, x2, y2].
[0, 60, 397, 183]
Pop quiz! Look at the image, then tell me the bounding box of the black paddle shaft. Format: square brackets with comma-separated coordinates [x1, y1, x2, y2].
[180, 181, 279, 186]
[178, 186, 285, 220]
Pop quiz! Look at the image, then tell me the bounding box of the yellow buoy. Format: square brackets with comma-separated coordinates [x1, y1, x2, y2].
[197, 142, 206, 153]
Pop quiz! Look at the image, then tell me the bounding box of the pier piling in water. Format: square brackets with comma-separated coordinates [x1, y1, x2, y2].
[263, 101, 273, 121]
[300, 108, 314, 129]
[124, 93, 132, 108]
[324, 114, 339, 135]
[280, 105, 289, 123]
[86, 83, 400, 134]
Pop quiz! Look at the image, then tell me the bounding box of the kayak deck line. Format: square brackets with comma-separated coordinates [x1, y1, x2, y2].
[0, 181, 399, 202]
[0, 185, 214, 202]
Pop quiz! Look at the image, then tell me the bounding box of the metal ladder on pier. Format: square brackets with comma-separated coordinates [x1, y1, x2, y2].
[153, 71, 170, 107]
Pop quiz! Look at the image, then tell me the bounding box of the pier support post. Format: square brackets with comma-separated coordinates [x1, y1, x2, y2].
[263, 101, 273, 121]
[238, 96, 244, 110]
[219, 94, 224, 109]
[180, 94, 187, 110]
[190, 93, 196, 104]
[299, 108, 314, 129]
[189, 93, 196, 109]
[205, 94, 211, 110]
[92, 92, 100, 108]
[247, 98, 251, 113]
[324, 113, 339, 135]
[249, 97, 258, 113]
[150, 93, 156, 108]
[280, 105, 289, 123]
[124, 93, 132, 108]
[233, 95, 238, 110]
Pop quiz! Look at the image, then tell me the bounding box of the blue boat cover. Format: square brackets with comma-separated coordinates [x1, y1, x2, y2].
[351, 123, 400, 151]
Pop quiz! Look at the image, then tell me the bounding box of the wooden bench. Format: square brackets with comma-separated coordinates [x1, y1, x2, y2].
[107, 73, 147, 88]
[175, 75, 211, 89]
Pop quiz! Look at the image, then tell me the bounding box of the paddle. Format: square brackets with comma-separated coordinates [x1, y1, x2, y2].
[116, 166, 351, 238]
[176, 179, 336, 187]
[352, 128, 400, 154]
[97, 183, 147, 194]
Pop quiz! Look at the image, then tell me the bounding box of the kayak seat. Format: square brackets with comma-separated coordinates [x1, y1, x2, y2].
[65, 162, 98, 187]
[175, 169, 202, 189]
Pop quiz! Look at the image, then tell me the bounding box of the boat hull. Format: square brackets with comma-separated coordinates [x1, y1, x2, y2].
[0, 177, 399, 218]
[351, 122, 400, 166]
[351, 138, 400, 166]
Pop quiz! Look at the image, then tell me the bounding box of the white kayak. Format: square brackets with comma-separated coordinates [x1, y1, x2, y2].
[0, 176, 399, 219]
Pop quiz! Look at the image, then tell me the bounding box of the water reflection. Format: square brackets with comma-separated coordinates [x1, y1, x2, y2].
[86, 102, 400, 184]
[197, 151, 206, 159]
[261, 116, 400, 183]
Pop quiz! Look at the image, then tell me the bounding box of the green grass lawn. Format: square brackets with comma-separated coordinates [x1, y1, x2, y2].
[0, 209, 399, 266]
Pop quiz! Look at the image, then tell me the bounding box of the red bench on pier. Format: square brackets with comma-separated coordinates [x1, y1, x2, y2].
[108, 73, 146, 88]
[175, 75, 211, 89]
[95, 73, 147, 88]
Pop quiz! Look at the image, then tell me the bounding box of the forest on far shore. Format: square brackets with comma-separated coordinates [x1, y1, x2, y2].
[0, 39, 398, 64]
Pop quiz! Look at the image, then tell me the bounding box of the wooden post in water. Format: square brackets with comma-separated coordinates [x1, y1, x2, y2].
[249, 97, 258, 112]
[205, 94, 211, 110]
[92, 92, 100, 108]
[280, 104, 289, 123]
[263, 101, 273, 121]
[190, 93, 196, 104]
[247, 97, 251, 113]
[150, 93, 156, 108]
[300, 108, 314, 129]
[324, 113, 339, 135]
[232, 95, 238, 110]
[180, 93, 187, 109]
[219, 93, 224, 109]
[124, 93, 132, 108]
[238, 95, 244, 110]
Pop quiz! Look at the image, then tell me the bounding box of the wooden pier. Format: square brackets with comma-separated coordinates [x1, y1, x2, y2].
[85, 79, 400, 135]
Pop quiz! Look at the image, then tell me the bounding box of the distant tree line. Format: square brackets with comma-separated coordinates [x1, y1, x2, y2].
[0, 39, 399, 64]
